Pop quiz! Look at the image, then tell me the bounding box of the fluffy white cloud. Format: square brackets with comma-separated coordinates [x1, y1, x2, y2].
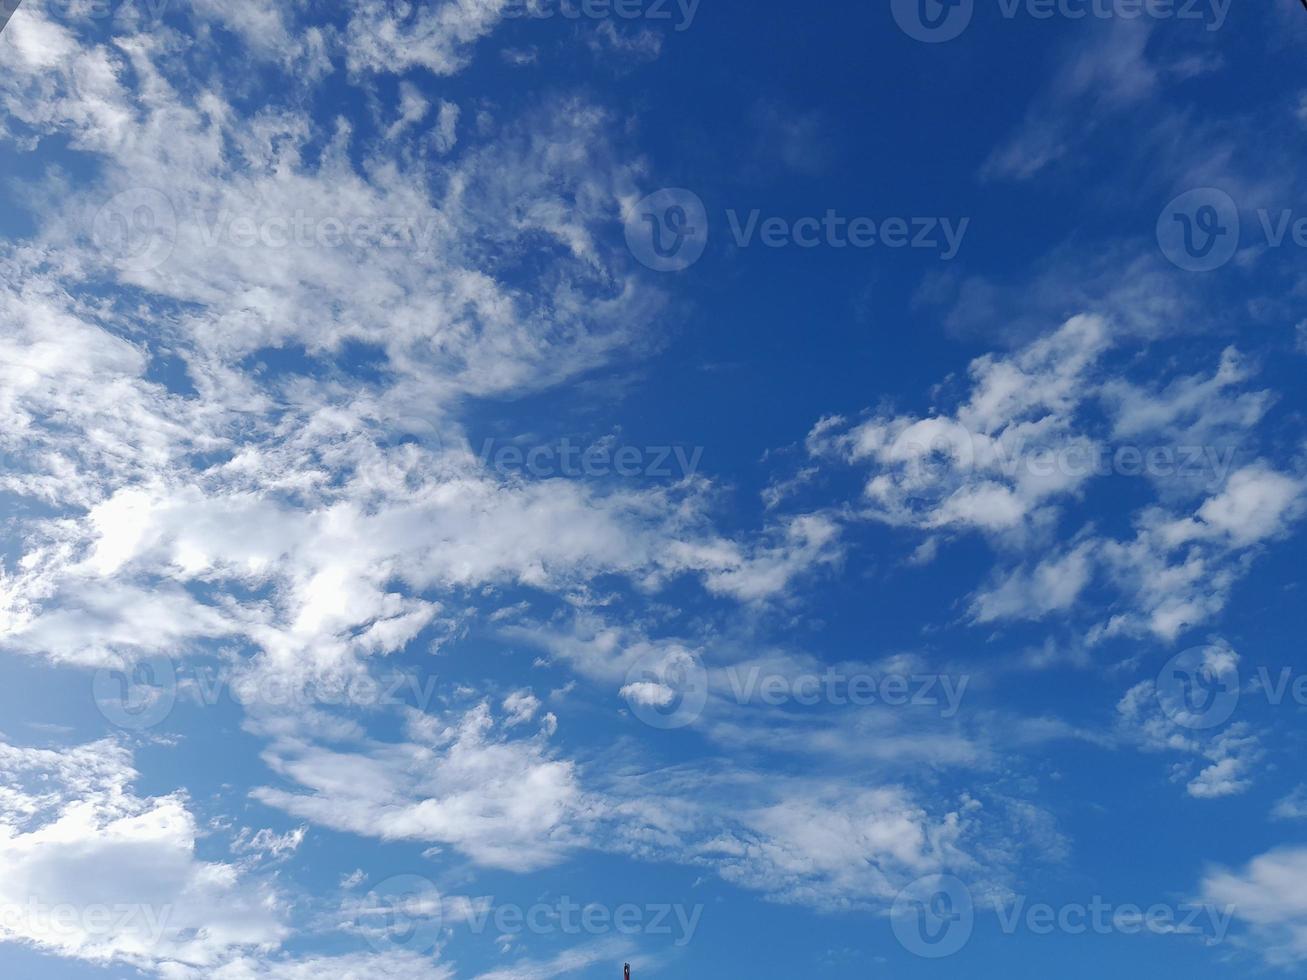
[1116, 666, 1262, 800]
[253, 703, 584, 871]
[808, 315, 1110, 537]
[1200, 847, 1307, 966]
[970, 542, 1096, 623]
[807, 315, 1304, 641]
[184, 950, 455, 980]
[0, 739, 287, 972]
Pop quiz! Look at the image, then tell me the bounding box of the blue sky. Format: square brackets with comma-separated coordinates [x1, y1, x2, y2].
[1, 0, 1306, 977]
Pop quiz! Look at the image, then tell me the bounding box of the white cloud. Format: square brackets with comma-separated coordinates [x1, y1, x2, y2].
[344, 0, 512, 77]
[1200, 847, 1307, 966]
[1116, 670, 1262, 799]
[809, 315, 1110, 538]
[982, 21, 1159, 182]
[472, 937, 634, 980]
[501, 689, 541, 726]
[253, 703, 584, 871]
[0, 739, 287, 973]
[1273, 786, 1307, 822]
[970, 542, 1096, 624]
[191, 950, 455, 980]
[1162, 464, 1306, 548]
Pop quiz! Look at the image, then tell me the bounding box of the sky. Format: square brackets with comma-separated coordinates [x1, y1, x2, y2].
[0, 0, 1306, 978]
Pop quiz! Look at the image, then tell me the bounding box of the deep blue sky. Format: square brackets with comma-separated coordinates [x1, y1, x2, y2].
[1, 0, 1306, 977]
